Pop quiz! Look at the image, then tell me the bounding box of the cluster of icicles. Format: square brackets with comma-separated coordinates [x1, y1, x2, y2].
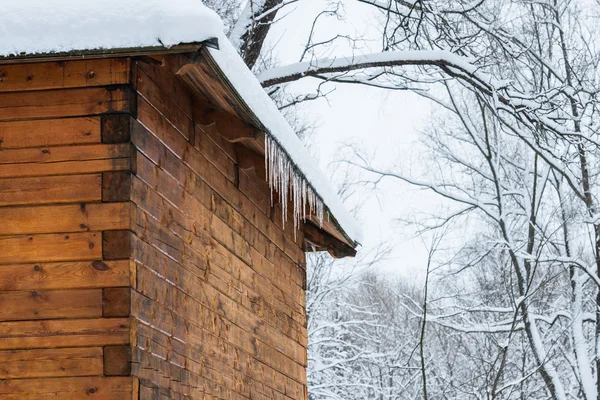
[265, 135, 325, 234]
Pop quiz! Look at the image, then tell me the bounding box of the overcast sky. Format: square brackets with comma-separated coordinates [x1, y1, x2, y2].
[265, 0, 442, 280]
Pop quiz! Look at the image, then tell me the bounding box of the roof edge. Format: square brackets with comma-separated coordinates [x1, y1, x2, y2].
[0, 41, 215, 65]
[202, 41, 363, 247]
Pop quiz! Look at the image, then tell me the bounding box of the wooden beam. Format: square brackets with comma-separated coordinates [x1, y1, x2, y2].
[102, 288, 131, 318]
[304, 222, 357, 258]
[101, 114, 131, 143]
[103, 345, 132, 376]
[102, 171, 132, 202]
[102, 231, 132, 260]
[0, 376, 133, 399]
[193, 100, 260, 143]
[235, 144, 266, 180]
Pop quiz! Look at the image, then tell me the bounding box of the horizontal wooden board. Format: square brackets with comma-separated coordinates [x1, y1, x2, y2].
[0, 347, 103, 379]
[0, 376, 132, 399]
[0, 58, 130, 92]
[0, 87, 130, 121]
[0, 158, 130, 178]
[136, 95, 304, 264]
[0, 260, 129, 291]
[0, 232, 101, 264]
[0, 117, 100, 149]
[0, 318, 129, 350]
[135, 59, 193, 120]
[0, 202, 130, 235]
[0, 289, 102, 321]
[0, 143, 130, 164]
[0, 174, 101, 206]
[136, 68, 191, 140]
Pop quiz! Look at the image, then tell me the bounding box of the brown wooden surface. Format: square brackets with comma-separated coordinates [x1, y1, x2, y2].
[0, 58, 129, 92]
[102, 171, 132, 202]
[0, 143, 129, 164]
[0, 158, 130, 179]
[0, 260, 130, 291]
[103, 288, 132, 317]
[102, 114, 131, 144]
[0, 174, 102, 206]
[0, 376, 133, 399]
[0, 318, 130, 350]
[0, 54, 320, 399]
[0, 117, 100, 149]
[129, 57, 309, 399]
[0, 86, 130, 121]
[102, 230, 132, 260]
[104, 345, 132, 376]
[0, 232, 101, 264]
[0, 347, 103, 379]
[0, 202, 130, 235]
[0, 289, 102, 321]
[0, 57, 136, 398]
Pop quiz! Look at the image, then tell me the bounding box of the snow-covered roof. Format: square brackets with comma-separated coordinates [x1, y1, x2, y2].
[0, 0, 223, 57]
[0, 0, 363, 246]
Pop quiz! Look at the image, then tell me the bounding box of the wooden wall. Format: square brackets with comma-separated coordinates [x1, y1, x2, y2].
[129, 55, 309, 399]
[0, 54, 310, 399]
[0, 59, 134, 398]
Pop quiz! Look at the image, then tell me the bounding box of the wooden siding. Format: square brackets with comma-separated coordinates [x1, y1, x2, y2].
[0, 54, 309, 399]
[0, 58, 133, 398]
[130, 56, 308, 399]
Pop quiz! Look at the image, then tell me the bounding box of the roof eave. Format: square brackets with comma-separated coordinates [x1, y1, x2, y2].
[0, 40, 218, 65]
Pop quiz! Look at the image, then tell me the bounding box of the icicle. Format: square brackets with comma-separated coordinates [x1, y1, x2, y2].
[264, 135, 325, 239]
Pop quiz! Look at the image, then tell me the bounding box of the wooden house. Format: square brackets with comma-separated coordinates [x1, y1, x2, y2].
[0, 1, 361, 399]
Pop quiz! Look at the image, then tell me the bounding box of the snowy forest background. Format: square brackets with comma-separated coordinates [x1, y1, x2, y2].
[208, 0, 600, 398]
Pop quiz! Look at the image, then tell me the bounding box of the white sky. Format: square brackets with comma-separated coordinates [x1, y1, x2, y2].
[266, 0, 441, 280]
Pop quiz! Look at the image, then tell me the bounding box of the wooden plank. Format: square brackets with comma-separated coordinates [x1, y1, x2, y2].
[0, 376, 132, 399]
[0, 202, 130, 235]
[135, 58, 194, 120]
[0, 232, 101, 264]
[195, 124, 236, 181]
[103, 230, 132, 260]
[0, 117, 100, 149]
[131, 377, 140, 400]
[0, 158, 130, 178]
[136, 68, 192, 140]
[136, 96, 188, 158]
[0, 260, 130, 291]
[102, 171, 132, 202]
[0, 347, 103, 379]
[194, 117, 237, 162]
[0, 174, 101, 206]
[102, 114, 131, 144]
[0, 289, 102, 321]
[0, 86, 130, 121]
[104, 345, 132, 376]
[239, 168, 270, 217]
[0, 318, 130, 350]
[0, 143, 130, 164]
[0, 58, 130, 92]
[103, 288, 132, 317]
